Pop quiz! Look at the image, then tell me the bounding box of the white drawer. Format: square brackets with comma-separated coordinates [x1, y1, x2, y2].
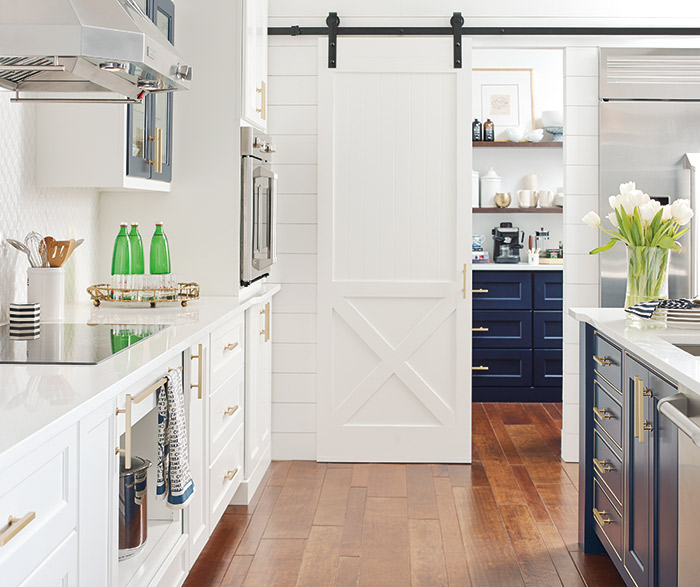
[210, 314, 245, 390]
[209, 365, 245, 463]
[19, 531, 77, 587]
[209, 424, 244, 527]
[150, 535, 188, 587]
[0, 427, 78, 586]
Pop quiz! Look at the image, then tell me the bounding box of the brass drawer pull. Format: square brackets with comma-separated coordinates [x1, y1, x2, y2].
[224, 468, 239, 481]
[593, 355, 612, 367]
[472, 327, 489, 332]
[224, 342, 239, 352]
[593, 508, 613, 526]
[256, 81, 266, 120]
[225, 405, 239, 416]
[593, 406, 612, 421]
[593, 458, 613, 474]
[643, 420, 654, 432]
[260, 301, 271, 342]
[472, 288, 489, 294]
[472, 365, 489, 371]
[191, 343, 203, 400]
[0, 512, 36, 546]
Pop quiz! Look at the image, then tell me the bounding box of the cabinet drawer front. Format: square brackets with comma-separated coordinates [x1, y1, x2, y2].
[211, 314, 245, 390]
[19, 530, 77, 587]
[0, 428, 77, 585]
[593, 479, 623, 561]
[472, 349, 532, 387]
[209, 366, 245, 463]
[533, 272, 563, 310]
[209, 424, 244, 528]
[472, 271, 532, 309]
[594, 431, 623, 506]
[533, 349, 562, 387]
[592, 333, 623, 392]
[472, 310, 532, 348]
[532, 311, 562, 348]
[593, 379, 623, 450]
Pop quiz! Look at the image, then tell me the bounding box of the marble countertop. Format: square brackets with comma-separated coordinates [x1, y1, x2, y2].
[570, 307, 700, 395]
[0, 286, 279, 465]
[473, 262, 563, 271]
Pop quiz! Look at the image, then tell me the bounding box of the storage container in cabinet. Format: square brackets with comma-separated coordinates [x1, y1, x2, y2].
[472, 310, 532, 348]
[472, 272, 532, 309]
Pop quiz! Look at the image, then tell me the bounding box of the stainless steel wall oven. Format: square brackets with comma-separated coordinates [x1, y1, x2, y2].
[240, 126, 277, 286]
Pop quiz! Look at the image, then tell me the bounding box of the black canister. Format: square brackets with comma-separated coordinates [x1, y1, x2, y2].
[118, 454, 152, 560]
[472, 118, 482, 141]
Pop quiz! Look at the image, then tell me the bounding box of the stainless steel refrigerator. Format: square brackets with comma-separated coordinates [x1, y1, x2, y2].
[599, 48, 700, 306]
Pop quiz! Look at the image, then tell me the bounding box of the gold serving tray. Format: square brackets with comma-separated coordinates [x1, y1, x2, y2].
[87, 282, 200, 308]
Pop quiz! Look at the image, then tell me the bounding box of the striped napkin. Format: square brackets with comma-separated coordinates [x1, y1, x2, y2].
[625, 298, 697, 319]
[156, 368, 195, 509]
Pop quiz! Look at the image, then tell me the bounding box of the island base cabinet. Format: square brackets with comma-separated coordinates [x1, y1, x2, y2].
[19, 531, 78, 587]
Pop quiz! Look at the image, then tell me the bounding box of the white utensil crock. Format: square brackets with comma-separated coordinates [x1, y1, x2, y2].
[27, 267, 65, 322]
[480, 167, 501, 208]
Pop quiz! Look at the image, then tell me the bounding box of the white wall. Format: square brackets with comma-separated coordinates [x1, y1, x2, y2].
[0, 94, 99, 322]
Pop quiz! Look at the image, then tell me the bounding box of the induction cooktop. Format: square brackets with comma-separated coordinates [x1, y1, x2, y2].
[0, 323, 169, 365]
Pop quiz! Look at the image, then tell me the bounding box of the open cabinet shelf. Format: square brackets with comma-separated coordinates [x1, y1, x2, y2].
[473, 141, 562, 148]
[473, 207, 562, 214]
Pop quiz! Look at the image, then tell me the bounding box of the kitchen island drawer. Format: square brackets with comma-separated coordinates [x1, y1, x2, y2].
[211, 313, 245, 389]
[209, 423, 244, 527]
[0, 427, 77, 586]
[472, 349, 532, 387]
[472, 271, 532, 310]
[534, 272, 563, 310]
[593, 333, 622, 392]
[593, 378, 623, 450]
[472, 310, 532, 348]
[594, 430, 623, 506]
[593, 479, 623, 561]
[533, 349, 562, 387]
[533, 311, 562, 348]
[209, 365, 245, 463]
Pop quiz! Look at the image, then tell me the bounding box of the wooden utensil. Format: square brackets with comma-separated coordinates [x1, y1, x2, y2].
[46, 238, 76, 267]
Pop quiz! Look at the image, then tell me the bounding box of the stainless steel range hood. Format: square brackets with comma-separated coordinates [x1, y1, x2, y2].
[0, 0, 192, 103]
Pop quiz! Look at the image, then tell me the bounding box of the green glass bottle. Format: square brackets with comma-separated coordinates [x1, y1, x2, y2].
[111, 223, 131, 275]
[150, 222, 171, 274]
[128, 223, 145, 274]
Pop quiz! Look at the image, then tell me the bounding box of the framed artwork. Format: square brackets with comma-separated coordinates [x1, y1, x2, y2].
[472, 68, 535, 140]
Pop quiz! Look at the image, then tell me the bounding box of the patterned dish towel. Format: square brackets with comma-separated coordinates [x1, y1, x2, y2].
[156, 368, 195, 509]
[624, 298, 698, 319]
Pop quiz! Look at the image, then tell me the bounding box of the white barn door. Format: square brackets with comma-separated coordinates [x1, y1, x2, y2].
[317, 37, 472, 462]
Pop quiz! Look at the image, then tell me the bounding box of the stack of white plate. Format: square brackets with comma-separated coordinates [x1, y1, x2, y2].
[657, 306, 700, 327]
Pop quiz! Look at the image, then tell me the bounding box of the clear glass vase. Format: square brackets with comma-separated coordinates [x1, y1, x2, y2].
[625, 246, 670, 322]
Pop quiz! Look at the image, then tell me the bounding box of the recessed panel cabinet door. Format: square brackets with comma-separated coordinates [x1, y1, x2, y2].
[317, 37, 472, 462]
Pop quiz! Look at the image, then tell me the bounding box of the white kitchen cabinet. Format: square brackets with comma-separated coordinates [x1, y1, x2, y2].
[185, 338, 209, 566]
[233, 293, 272, 504]
[241, 0, 268, 131]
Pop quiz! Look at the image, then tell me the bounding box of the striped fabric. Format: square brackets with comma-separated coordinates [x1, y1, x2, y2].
[625, 298, 697, 319]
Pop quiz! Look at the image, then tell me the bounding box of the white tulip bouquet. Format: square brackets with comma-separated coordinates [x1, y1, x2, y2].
[583, 182, 694, 308]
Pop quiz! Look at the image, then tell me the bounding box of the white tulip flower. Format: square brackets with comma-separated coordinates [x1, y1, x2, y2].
[619, 181, 637, 196]
[607, 211, 619, 228]
[582, 211, 601, 228]
[670, 199, 694, 225]
[662, 205, 673, 221]
[639, 200, 661, 225]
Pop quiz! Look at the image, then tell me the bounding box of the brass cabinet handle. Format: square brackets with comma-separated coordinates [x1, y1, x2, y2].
[190, 343, 203, 400]
[643, 420, 654, 432]
[462, 263, 467, 299]
[593, 355, 612, 367]
[634, 376, 646, 443]
[224, 468, 239, 481]
[0, 512, 36, 546]
[593, 406, 612, 421]
[256, 81, 266, 120]
[259, 301, 270, 342]
[225, 405, 239, 416]
[472, 327, 489, 332]
[224, 342, 239, 352]
[472, 288, 489, 294]
[472, 365, 489, 371]
[148, 127, 163, 174]
[593, 508, 613, 526]
[593, 458, 614, 474]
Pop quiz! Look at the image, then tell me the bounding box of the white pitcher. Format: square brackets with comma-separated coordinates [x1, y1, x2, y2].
[517, 189, 539, 209]
[522, 174, 543, 192]
[539, 189, 555, 208]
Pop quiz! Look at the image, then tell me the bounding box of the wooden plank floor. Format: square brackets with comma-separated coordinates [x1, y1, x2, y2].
[184, 403, 624, 587]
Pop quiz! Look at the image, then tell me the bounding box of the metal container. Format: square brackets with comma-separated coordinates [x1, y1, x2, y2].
[118, 455, 151, 560]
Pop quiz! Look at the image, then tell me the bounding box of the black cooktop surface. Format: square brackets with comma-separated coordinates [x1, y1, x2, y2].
[0, 323, 169, 365]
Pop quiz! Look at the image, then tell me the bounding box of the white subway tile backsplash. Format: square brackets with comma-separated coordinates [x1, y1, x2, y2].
[564, 284, 599, 309]
[267, 253, 317, 284]
[269, 46, 318, 76]
[563, 314, 582, 345]
[564, 136, 598, 166]
[564, 106, 598, 136]
[271, 432, 317, 460]
[268, 76, 318, 105]
[272, 403, 317, 433]
[563, 194, 598, 225]
[278, 194, 318, 225]
[275, 164, 318, 194]
[562, 402, 580, 435]
[565, 164, 598, 195]
[274, 313, 317, 343]
[271, 135, 317, 165]
[565, 76, 598, 106]
[564, 253, 600, 284]
[277, 223, 317, 255]
[272, 283, 318, 313]
[272, 342, 317, 373]
[268, 105, 318, 135]
[272, 373, 317, 403]
[563, 225, 599, 255]
[565, 47, 599, 77]
[561, 432, 579, 463]
[564, 341, 580, 376]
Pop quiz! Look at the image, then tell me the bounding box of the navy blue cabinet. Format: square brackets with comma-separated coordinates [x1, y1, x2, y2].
[472, 270, 562, 402]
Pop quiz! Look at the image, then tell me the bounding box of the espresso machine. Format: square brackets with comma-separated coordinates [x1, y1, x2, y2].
[492, 222, 524, 263]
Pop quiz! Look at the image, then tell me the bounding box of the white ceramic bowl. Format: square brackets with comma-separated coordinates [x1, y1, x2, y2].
[526, 129, 544, 142]
[542, 110, 563, 127]
[505, 126, 526, 142]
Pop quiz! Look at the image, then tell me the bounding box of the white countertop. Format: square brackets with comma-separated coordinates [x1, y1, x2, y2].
[473, 262, 563, 271]
[0, 286, 279, 465]
[570, 307, 700, 395]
